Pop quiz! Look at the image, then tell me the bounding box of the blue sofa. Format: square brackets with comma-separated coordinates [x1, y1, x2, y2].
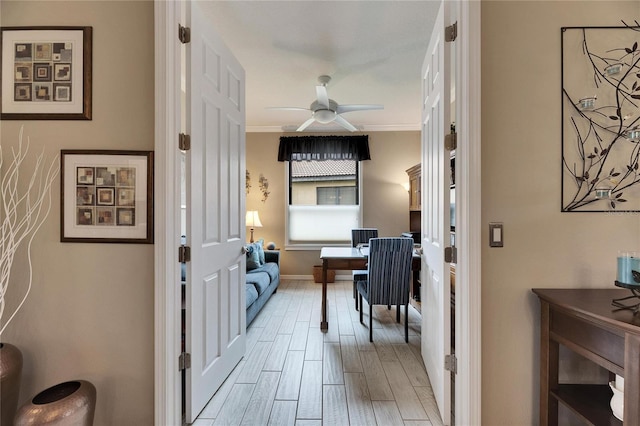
[181, 236, 280, 327]
[246, 249, 280, 326]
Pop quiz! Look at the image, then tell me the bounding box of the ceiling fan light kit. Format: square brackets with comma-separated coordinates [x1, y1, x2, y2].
[313, 109, 336, 124]
[269, 75, 383, 132]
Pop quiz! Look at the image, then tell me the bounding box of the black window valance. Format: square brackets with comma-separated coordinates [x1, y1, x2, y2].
[277, 135, 371, 162]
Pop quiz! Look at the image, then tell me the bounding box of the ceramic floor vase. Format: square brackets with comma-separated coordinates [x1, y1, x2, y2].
[0, 343, 23, 425]
[15, 380, 96, 426]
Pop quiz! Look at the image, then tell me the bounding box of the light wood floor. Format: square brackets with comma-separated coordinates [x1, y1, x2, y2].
[192, 279, 443, 426]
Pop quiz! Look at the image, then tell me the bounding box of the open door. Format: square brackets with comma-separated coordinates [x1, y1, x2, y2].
[421, 2, 452, 424]
[184, 1, 247, 422]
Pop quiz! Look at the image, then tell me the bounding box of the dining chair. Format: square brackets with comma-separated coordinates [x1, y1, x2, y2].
[351, 228, 378, 309]
[356, 237, 414, 342]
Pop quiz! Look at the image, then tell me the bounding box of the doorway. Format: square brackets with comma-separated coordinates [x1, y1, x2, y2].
[153, 1, 482, 425]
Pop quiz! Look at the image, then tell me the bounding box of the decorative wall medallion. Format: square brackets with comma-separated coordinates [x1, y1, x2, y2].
[259, 174, 270, 203]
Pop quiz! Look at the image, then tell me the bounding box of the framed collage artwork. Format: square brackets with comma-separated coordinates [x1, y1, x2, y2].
[1, 26, 92, 120]
[61, 150, 154, 243]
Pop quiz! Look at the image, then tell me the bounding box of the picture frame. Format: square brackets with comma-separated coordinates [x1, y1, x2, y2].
[61, 150, 154, 243]
[1, 26, 92, 120]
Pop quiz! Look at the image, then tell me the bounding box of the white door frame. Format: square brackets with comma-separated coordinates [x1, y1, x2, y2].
[154, 1, 182, 425]
[153, 1, 482, 425]
[454, 1, 482, 424]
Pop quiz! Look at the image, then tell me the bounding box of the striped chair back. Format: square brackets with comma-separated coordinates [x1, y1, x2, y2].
[366, 237, 414, 305]
[351, 228, 378, 247]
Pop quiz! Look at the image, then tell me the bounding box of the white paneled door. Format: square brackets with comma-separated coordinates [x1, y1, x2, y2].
[421, 2, 452, 424]
[185, 1, 246, 422]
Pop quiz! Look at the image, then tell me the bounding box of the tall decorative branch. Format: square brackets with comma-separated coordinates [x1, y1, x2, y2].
[562, 27, 640, 211]
[0, 127, 60, 336]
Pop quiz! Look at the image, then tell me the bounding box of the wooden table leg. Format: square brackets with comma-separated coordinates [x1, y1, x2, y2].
[540, 300, 558, 426]
[321, 259, 328, 331]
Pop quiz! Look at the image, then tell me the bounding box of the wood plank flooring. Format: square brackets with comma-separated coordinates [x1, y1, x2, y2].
[192, 279, 443, 426]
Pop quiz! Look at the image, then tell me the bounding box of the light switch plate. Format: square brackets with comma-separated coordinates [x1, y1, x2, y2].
[489, 222, 503, 247]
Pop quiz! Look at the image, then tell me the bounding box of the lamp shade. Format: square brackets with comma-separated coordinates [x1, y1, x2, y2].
[245, 211, 263, 228]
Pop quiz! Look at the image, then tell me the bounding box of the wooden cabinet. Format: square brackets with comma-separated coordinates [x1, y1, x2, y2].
[533, 288, 640, 426]
[406, 164, 421, 211]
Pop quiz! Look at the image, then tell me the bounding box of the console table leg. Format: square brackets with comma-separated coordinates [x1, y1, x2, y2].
[540, 301, 559, 426]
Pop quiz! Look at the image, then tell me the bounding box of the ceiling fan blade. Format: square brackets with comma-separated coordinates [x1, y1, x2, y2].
[336, 104, 384, 114]
[316, 85, 330, 109]
[296, 117, 316, 132]
[333, 115, 358, 132]
[266, 107, 310, 111]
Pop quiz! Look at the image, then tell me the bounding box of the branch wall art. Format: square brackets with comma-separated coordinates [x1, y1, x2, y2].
[561, 25, 640, 212]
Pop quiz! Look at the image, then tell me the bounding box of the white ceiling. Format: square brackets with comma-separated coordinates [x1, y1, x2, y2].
[198, 1, 440, 133]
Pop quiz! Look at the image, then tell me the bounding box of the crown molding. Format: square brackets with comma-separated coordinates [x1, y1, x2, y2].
[246, 123, 420, 133]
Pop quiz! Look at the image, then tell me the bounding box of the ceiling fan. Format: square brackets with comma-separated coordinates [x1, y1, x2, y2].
[269, 75, 383, 132]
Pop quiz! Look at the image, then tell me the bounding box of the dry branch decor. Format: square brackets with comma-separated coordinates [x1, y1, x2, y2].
[0, 127, 59, 335]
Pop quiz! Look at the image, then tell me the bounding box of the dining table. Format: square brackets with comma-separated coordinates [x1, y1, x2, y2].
[318, 246, 421, 330]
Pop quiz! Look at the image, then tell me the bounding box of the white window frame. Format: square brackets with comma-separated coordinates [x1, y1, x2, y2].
[284, 160, 363, 250]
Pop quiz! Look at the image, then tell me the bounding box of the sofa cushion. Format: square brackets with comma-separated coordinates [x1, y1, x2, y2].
[257, 262, 279, 282]
[246, 270, 271, 295]
[246, 283, 259, 307]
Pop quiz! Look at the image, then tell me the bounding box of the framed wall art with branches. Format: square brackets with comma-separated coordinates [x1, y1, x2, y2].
[561, 24, 640, 212]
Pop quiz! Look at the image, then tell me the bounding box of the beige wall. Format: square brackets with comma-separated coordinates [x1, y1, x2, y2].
[482, 1, 640, 425]
[247, 131, 421, 276]
[5, 1, 638, 425]
[1, 2, 154, 425]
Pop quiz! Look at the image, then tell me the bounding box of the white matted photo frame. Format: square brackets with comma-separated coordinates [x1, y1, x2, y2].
[1, 26, 92, 120]
[61, 150, 154, 243]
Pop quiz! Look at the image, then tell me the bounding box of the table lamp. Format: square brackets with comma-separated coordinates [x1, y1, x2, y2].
[245, 210, 262, 243]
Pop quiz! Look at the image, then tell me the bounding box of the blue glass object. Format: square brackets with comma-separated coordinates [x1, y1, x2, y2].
[617, 252, 640, 286]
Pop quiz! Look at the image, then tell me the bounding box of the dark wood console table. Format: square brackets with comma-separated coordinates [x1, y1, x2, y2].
[533, 288, 640, 425]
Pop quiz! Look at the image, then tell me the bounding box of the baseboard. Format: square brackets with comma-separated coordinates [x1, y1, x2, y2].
[281, 274, 352, 281]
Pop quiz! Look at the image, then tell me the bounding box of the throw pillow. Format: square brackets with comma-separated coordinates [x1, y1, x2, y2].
[246, 244, 260, 270]
[256, 238, 266, 265]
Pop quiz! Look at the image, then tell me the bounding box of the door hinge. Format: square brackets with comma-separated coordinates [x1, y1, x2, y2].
[179, 133, 191, 151]
[444, 133, 457, 151]
[445, 22, 458, 42]
[179, 352, 191, 370]
[445, 354, 457, 374]
[444, 246, 457, 264]
[179, 245, 191, 263]
[178, 24, 191, 44]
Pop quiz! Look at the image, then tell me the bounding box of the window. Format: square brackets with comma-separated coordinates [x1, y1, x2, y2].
[317, 187, 356, 205]
[277, 135, 370, 248]
[287, 160, 361, 246]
